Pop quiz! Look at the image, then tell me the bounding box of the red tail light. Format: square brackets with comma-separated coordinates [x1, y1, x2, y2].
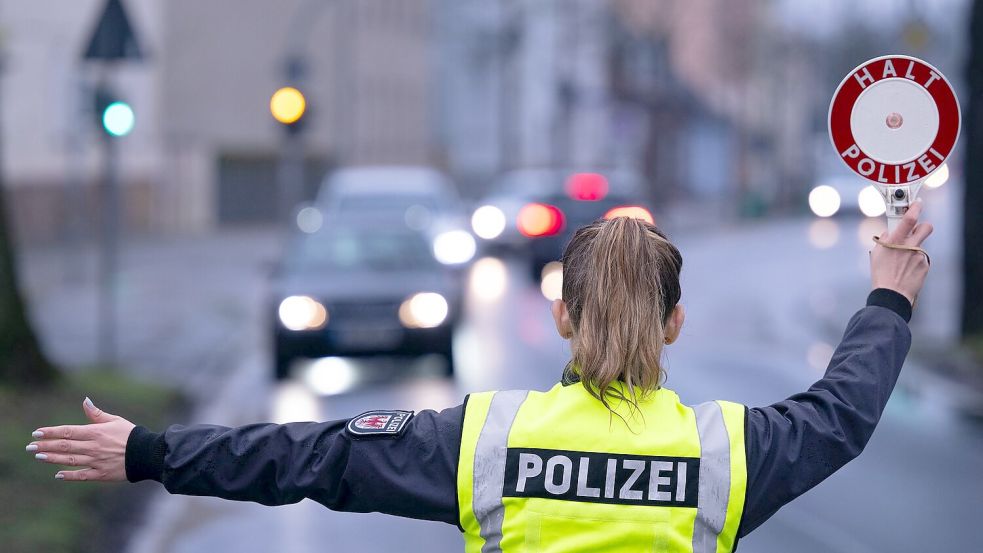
[518, 203, 565, 237]
[603, 206, 654, 225]
[566, 173, 609, 201]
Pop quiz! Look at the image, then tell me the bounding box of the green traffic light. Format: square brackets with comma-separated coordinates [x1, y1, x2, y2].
[102, 101, 135, 137]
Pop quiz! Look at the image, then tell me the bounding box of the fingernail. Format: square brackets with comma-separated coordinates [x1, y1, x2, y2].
[54, 473, 64, 480]
[84, 397, 94, 409]
[32, 431, 44, 439]
[26, 444, 38, 452]
[35, 453, 48, 461]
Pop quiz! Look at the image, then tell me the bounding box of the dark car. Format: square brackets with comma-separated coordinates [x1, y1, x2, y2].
[270, 223, 462, 381]
[526, 191, 655, 280]
[474, 169, 654, 280]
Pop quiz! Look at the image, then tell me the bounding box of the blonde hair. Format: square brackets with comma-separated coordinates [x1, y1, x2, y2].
[561, 217, 683, 413]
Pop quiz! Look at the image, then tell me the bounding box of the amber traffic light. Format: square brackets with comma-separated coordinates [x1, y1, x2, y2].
[270, 86, 306, 125]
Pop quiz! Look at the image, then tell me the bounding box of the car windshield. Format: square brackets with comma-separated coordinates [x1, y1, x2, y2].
[287, 228, 436, 273]
[335, 194, 441, 214]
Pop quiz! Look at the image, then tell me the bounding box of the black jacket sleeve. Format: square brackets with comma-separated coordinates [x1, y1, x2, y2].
[738, 289, 912, 536]
[126, 404, 465, 526]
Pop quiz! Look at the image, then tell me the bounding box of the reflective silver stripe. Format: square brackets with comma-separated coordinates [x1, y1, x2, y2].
[692, 401, 732, 553]
[473, 390, 529, 553]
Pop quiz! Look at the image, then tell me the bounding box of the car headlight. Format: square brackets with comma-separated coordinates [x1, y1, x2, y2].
[433, 230, 476, 265]
[399, 292, 449, 329]
[857, 186, 886, 217]
[471, 205, 506, 239]
[278, 296, 328, 331]
[808, 185, 841, 217]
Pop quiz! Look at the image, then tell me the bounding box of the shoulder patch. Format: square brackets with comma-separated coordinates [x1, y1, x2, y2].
[346, 410, 415, 438]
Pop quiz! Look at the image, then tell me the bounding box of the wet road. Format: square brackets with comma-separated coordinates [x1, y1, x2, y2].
[127, 185, 981, 553]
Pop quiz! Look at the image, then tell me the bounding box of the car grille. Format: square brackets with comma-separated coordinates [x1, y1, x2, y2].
[327, 300, 401, 326]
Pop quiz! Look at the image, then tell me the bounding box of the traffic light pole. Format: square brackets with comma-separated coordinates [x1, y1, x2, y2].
[277, 127, 306, 222]
[98, 116, 120, 368]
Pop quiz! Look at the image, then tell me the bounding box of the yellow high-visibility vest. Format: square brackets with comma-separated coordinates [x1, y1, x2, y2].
[458, 382, 747, 553]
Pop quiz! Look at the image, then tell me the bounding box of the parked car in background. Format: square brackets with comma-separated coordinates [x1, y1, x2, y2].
[471, 168, 655, 279]
[270, 221, 462, 380]
[314, 166, 477, 267]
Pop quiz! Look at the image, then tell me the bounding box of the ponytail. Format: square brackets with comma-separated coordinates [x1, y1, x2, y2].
[561, 217, 683, 413]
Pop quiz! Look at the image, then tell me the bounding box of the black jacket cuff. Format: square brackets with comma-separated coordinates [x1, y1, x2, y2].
[866, 288, 912, 323]
[125, 425, 166, 483]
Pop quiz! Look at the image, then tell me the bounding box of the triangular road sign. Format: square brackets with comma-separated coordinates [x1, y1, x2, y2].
[82, 0, 144, 62]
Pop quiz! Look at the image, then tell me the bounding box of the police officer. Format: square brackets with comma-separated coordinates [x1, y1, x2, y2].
[26, 202, 932, 552]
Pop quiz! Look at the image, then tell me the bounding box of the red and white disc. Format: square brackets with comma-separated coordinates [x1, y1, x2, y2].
[828, 55, 960, 186]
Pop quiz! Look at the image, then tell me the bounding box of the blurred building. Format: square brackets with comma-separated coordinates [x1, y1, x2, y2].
[3, 0, 434, 241]
[437, 0, 750, 205]
[6, 0, 947, 244]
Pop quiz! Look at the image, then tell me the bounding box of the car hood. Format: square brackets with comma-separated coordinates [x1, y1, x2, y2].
[271, 269, 457, 303]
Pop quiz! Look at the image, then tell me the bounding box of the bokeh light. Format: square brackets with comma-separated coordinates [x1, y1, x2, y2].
[469, 257, 507, 303]
[102, 101, 135, 137]
[270, 86, 306, 124]
[471, 205, 507, 239]
[296, 206, 323, 233]
[399, 293, 449, 328]
[278, 296, 328, 331]
[808, 219, 840, 250]
[540, 261, 563, 301]
[566, 172, 609, 201]
[304, 357, 359, 395]
[924, 163, 950, 189]
[808, 185, 841, 217]
[518, 203, 564, 237]
[858, 186, 886, 218]
[433, 230, 476, 265]
[603, 206, 654, 225]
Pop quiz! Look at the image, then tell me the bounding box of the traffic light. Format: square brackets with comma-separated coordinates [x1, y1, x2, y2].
[102, 101, 135, 137]
[270, 86, 306, 128]
[93, 88, 134, 137]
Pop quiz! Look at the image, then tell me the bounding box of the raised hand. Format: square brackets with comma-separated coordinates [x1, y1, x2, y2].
[870, 200, 933, 306]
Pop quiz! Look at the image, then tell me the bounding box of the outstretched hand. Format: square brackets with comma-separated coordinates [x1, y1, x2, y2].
[870, 200, 933, 306]
[26, 398, 135, 482]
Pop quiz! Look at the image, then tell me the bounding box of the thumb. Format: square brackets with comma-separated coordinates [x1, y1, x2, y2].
[83, 397, 116, 423]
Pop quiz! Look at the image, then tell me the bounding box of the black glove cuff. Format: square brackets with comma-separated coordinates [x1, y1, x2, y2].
[866, 288, 912, 323]
[125, 425, 166, 483]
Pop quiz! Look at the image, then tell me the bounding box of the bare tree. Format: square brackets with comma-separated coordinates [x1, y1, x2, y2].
[0, 136, 58, 387]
